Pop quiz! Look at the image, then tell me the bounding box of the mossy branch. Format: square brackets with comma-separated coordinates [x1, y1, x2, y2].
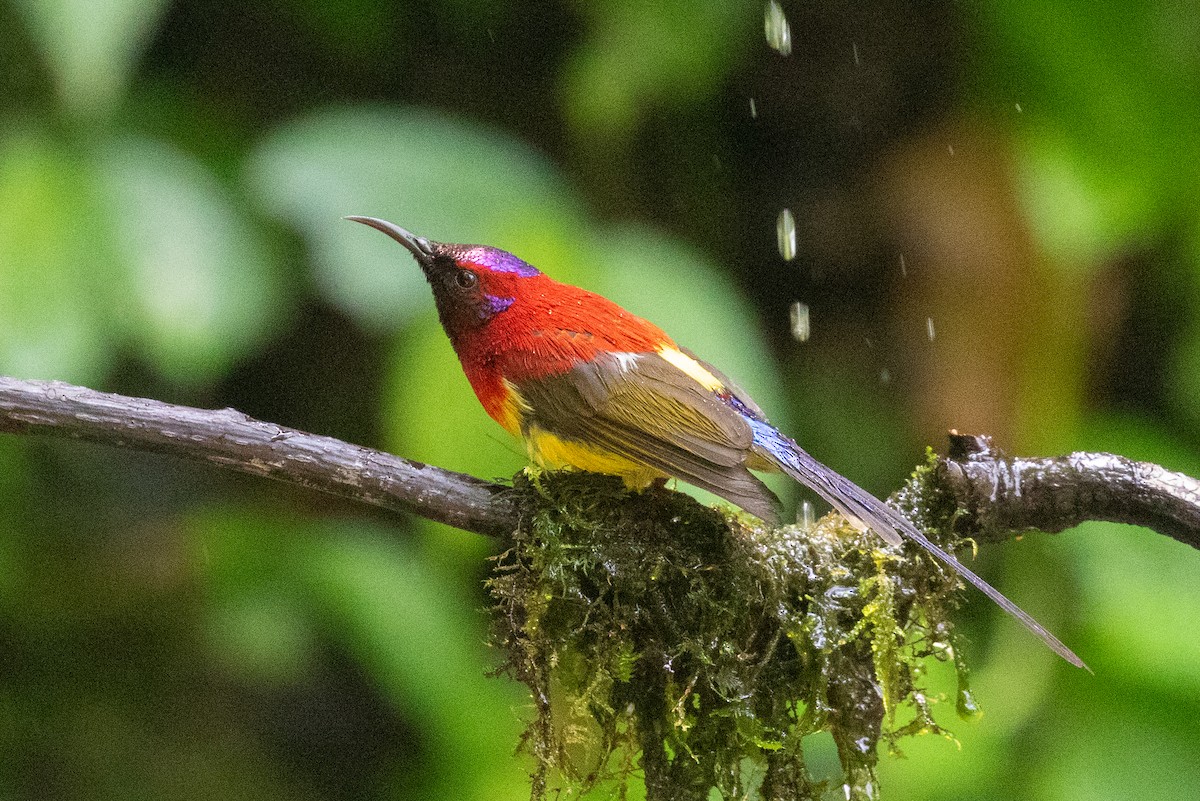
[491, 469, 966, 801]
[1, 376, 1199, 799]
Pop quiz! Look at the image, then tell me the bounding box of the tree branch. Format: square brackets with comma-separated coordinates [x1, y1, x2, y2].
[940, 433, 1200, 550]
[0, 376, 517, 538]
[0, 377, 1196, 551]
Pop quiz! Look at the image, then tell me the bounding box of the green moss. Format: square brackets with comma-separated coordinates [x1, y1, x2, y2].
[488, 462, 972, 801]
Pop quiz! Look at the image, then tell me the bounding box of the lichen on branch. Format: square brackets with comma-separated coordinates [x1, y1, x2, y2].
[488, 464, 974, 801]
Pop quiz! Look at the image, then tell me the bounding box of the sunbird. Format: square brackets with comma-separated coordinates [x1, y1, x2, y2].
[348, 215, 1084, 669]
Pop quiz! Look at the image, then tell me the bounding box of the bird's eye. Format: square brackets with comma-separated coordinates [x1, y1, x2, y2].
[455, 269, 477, 289]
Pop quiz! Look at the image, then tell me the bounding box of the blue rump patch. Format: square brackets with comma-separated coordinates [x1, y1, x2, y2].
[746, 417, 802, 471]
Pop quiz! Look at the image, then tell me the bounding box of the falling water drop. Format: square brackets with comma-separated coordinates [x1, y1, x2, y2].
[789, 301, 810, 342]
[776, 208, 797, 261]
[749, 97, 758, 118]
[957, 667, 983, 720]
[898, 252, 907, 277]
[798, 500, 815, 530]
[764, 1, 792, 56]
[926, 317, 936, 341]
[957, 686, 982, 720]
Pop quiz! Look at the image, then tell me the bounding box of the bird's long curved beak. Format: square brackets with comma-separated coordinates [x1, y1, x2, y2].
[344, 216, 436, 263]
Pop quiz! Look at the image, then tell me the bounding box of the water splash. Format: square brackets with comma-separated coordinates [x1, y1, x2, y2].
[764, 1, 792, 56]
[797, 499, 815, 530]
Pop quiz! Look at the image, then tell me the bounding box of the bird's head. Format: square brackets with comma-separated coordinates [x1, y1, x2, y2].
[346, 216, 539, 341]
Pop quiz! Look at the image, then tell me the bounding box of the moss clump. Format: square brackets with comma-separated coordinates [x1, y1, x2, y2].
[488, 462, 971, 801]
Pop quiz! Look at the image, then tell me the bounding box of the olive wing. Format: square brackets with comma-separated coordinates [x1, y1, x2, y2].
[515, 351, 782, 522]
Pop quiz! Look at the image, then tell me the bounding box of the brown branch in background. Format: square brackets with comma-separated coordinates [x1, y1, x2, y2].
[0, 376, 517, 538]
[939, 432, 1200, 550]
[0, 377, 1197, 550]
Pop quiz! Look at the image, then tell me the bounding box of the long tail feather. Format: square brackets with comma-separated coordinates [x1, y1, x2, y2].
[751, 421, 1086, 670]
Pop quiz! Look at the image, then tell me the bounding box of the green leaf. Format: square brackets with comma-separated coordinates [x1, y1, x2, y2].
[0, 131, 118, 383]
[1013, 126, 1157, 268]
[94, 135, 283, 382]
[563, 0, 755, 139]
[246, 106, 586, 331]
[979, 0, 1200, 265]
[11, 0, 171, 116]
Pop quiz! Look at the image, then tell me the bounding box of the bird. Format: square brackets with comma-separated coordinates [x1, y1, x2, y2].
[346, 215, 1084, 669]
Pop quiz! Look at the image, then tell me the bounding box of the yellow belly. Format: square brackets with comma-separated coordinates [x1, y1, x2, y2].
[524, 425, 665, 490]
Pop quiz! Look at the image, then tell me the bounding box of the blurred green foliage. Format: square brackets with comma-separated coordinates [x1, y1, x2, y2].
[0, 0, 1198, 799]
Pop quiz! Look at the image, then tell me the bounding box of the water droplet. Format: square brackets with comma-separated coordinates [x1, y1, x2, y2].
[852, 42, 860, 65]
[953, 642, 983, 720]
[898, 252, 907, 277]
[842, 779, 879, 801]
[947, 144, 955, 156]
[926, 317, 936, 341]
[789, 301, 810, 342]
[1015, 102, 1023, 113]
[749, 97, 757, 118]
[957, 687, 982, 720]
[776, 208, 797, 261]
[764, 1, 792, 56]
[879, 368, 890, 384]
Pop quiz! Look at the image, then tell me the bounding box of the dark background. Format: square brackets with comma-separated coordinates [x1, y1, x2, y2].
[0, 0, 1198, 798]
